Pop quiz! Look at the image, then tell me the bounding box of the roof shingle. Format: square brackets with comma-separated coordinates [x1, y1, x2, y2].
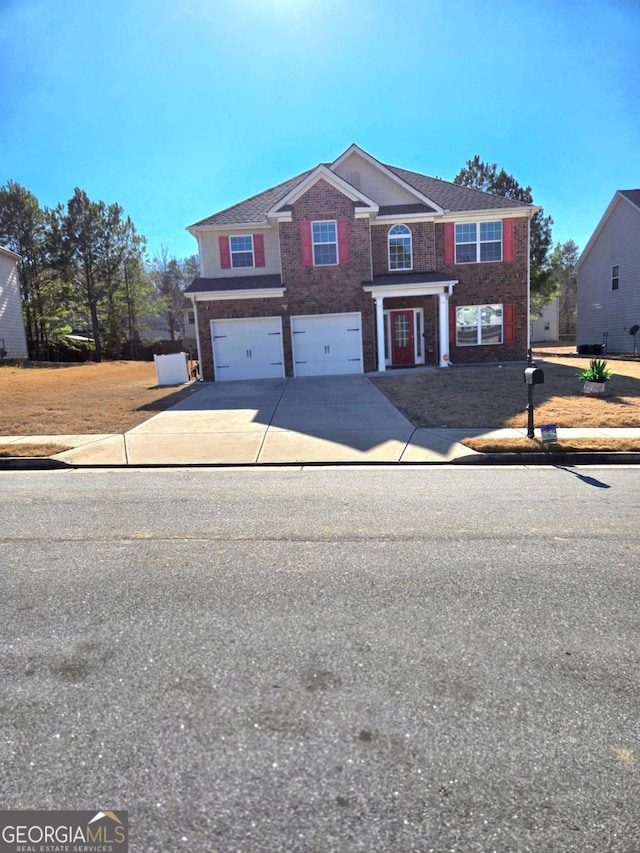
[190, 151, 533, 229]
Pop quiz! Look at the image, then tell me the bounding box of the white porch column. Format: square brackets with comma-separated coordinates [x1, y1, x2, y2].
[374, 296, 386, 372]
[438, 290, 450, 367]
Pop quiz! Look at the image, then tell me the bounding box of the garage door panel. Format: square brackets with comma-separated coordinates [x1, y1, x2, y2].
[211, 317, 284, 381]
[291, 313, 363, 377]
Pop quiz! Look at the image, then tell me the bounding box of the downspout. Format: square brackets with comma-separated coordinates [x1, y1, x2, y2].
[190, 294, 203, 381]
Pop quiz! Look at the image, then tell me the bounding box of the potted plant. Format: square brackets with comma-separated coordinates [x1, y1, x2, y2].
[578, 358, 613, 397]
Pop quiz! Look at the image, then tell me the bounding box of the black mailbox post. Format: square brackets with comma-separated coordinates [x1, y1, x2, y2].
[524, 349, 544, 439]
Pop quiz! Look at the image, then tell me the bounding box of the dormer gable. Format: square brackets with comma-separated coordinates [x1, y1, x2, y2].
[331, 144, 444, 216]
[267, 164, 378, 221]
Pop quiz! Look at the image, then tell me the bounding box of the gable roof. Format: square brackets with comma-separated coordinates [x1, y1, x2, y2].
[188, 168, 315, 228]
[266, 163, 379, 216]
[575, 189, 640, 271]
[619, 189, 640, 210]
[188, 146, 534, 232]
[0, 245, 21, 262]
[385, 165, 530, 213]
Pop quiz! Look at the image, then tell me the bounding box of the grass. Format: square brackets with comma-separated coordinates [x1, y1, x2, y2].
[372, 349, 640, 430]
[461, 437, 640, 454]
[2, 347, 640, 457]
[0, 360, 198, 456]
[0, 442, 72, 457]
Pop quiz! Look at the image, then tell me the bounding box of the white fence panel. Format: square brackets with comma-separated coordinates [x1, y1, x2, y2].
[154, 352, 189, 385]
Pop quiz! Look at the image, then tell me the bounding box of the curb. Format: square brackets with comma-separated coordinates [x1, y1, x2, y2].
[2, 453, 640, 470]
[454, 452, 640, 466]
[0, 457, 71, 470]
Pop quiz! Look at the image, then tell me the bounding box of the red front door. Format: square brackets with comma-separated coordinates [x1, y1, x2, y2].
[390, 310, 415, 366]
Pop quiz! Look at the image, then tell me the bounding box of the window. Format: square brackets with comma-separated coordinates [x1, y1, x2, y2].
[388, 224, 413, 270]
[612, 265, 620, 290]
[230, 235, 254, 268]
[456, 304, 504, 346]
[455, 221, 502, 263]
[312, 221, 338, 266]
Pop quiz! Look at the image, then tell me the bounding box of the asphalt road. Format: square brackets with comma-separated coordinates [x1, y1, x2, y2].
[1, 466, 639, 852]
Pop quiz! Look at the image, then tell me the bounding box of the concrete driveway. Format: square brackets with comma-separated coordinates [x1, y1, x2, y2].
[126, 374, 418, 464]
[50, 374, 479, 466]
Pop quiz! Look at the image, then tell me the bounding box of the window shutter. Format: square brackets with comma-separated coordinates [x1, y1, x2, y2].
[504, 303, 515, 343]
[300, 221, 312, 266]
[219, 235, 231, 269]
[449, 305, 457, 346]
[253, 233, 265, 267]
[337, 219, 350, 264]
[444, 223, 455, 264]
[503, 219, 514, 262]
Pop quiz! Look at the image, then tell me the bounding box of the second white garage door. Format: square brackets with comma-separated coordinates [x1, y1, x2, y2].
[210, 317, 285, 381]
[291, 313, 363, 377]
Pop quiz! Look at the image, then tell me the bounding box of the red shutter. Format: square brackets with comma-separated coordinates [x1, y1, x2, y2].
[503, 303, 515, 343]
[253, 233, 265, 267]
[337, 219, 350, 264]
[300, 221, 312, 266]
[444, 222, 455, 264]
[219, 235, 231, 269]
[449, 305, 457, 346]
[503, 218, 514, 262]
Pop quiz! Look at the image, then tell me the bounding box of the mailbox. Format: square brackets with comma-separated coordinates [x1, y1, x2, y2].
[524, 366, 544, 385]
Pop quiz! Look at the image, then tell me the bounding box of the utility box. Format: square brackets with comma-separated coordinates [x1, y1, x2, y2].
[524, 366, 544, 385]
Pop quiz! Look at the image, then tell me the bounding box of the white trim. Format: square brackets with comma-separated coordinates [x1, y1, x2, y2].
[387, 223, 413, 272]
[267, 165, 379, 215]
[330, 144, 445, 215]
[374, 213, 437, 224]
[383, 307, 425, 366]
[229, 233, 255, 269]
[364, 281, 456, 299]
[454, 220, 503, 264]
[442, 208, 536, 224]
[312, 219, 338, 267]
[188, 293, 203, 372]
[438, 292, 450, 367]
[0, 245, 21, 262]
[186, 221, 270, 236]
[192, 287, 285, 301]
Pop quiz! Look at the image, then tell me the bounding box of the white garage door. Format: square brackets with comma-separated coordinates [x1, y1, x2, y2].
[291, 313, 363, 377]
[210, 317, 285, 381]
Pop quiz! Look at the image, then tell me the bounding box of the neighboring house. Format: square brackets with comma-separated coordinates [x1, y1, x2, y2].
[530, 297, 560, 342]
[575, 190, 640, 354]
[185, 144, 537, 382]
[0, 245, 28, 359]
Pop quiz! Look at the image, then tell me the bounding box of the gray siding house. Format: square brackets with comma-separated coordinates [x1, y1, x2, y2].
[575, 190, 640, 354]
[0, 246, 28, 359]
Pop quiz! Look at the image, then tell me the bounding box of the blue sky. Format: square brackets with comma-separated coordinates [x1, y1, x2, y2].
[1, 0, 638, 263]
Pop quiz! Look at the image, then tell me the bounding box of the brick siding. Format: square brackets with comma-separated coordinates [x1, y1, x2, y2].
[436, 217, 529, 363]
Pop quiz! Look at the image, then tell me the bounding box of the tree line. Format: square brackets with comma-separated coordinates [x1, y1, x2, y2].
[0, 181, 198, 361]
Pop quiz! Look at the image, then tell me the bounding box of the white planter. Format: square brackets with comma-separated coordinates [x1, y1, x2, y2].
[582, 380, 608, 397]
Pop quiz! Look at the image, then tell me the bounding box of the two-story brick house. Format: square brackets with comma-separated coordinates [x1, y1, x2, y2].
[185, 145, 536, 382]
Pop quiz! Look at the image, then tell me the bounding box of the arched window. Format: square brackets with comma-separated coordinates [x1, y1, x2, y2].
[388, 224, 412, 271]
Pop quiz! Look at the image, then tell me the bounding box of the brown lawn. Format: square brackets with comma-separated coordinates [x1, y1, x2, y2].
[372, 348, 640, 430]
[1, 360, 196, 435]
[2, 347, 640, 456]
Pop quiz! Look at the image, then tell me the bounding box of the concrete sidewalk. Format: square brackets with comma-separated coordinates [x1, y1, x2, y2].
[2, 375, 640, 467]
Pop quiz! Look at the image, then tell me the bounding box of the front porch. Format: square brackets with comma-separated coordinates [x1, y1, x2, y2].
[363, 272, 458, 371]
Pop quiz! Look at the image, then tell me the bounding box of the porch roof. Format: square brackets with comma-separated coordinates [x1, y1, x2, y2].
[363, 271, 457, 298]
